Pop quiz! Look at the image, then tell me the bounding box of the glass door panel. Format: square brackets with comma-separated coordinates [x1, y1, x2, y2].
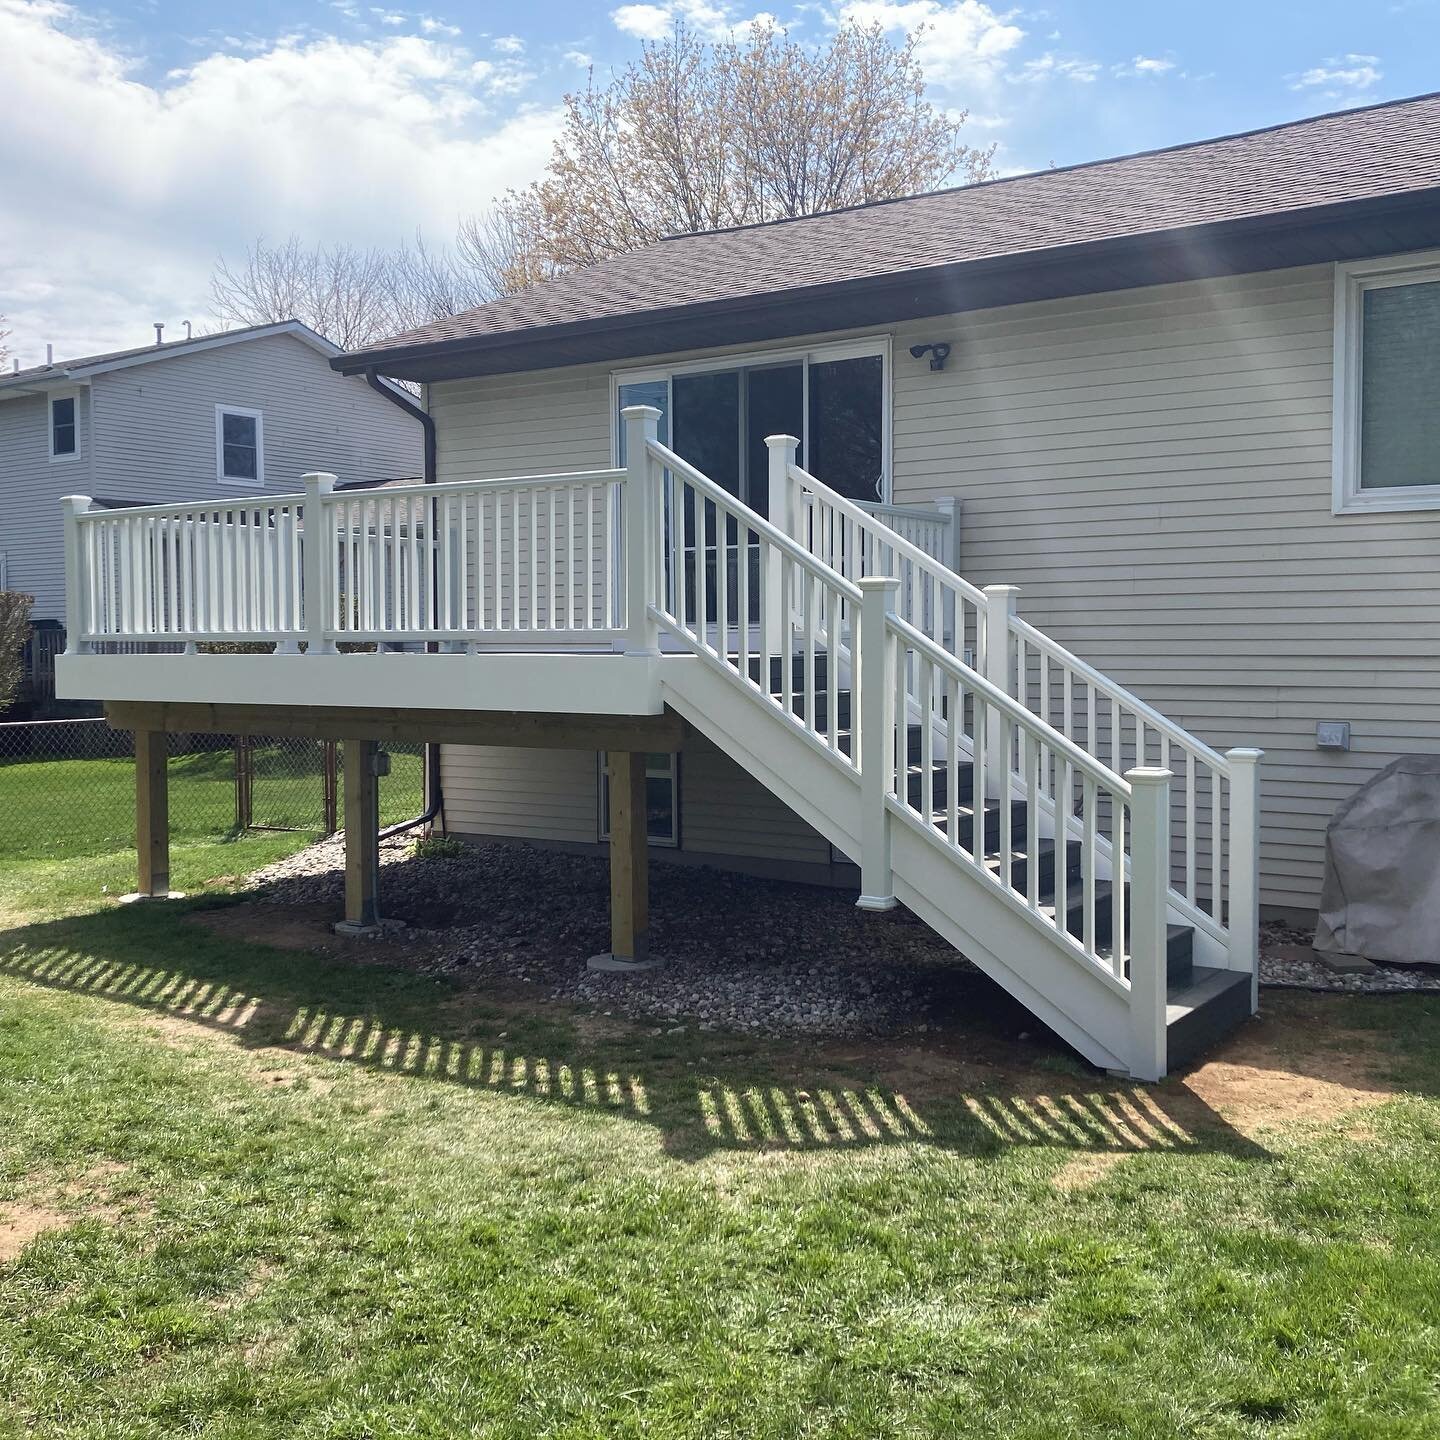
[808, 353, 884, 502]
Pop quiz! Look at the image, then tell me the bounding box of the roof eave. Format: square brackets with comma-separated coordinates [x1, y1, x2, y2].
[333, 187, 1440, 382]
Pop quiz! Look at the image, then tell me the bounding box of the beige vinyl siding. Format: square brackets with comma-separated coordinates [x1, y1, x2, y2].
[431, 260, 1440, 912]
[442, 746, 599, 840]
[887, 264, 1440, 912]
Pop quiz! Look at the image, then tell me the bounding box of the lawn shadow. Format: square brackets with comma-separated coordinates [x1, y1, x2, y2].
[0, 904, 1293, 1165]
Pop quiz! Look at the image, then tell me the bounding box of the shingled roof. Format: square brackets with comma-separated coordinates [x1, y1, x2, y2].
[338, 91, 1440, 378]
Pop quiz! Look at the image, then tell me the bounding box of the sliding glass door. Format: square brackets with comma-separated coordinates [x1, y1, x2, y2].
[616, 339, 888, 638]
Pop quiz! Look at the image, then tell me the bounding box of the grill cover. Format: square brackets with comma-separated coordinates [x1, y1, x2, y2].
[1314, 755, 1440, 965]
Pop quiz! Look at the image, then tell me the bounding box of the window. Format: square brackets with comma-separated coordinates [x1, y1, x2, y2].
[613, 337, 891, 509]
[49, 394, 78, 460]
[215, 405, 263, 485]
[598, 752, 678, 847]
[1333, 252, 1440, 513]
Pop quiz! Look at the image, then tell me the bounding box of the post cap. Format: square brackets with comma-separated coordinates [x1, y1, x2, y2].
[857, 574, 901, 592]
[619, 404, 663, 422]
[763, 433, 800, 450]
[1224, 747, 1264, 765]
[301, 471, 337, 487]
[982, 584, 1021, 597]
[1125, 766, 1174, 784]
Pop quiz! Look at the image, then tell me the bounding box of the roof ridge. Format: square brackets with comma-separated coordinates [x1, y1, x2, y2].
[657, 89, 1440, 244]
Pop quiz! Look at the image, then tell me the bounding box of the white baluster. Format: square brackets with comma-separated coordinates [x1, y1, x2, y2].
[857, 575, 900, 912]
[982, 584, 1019, 798]
[1126, 766, 1172, 1083]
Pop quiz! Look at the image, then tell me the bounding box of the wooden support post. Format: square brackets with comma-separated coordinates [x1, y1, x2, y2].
[132, 729, 170, 898]
[339, 737, 381, 933]
[588, 751, 658, 971]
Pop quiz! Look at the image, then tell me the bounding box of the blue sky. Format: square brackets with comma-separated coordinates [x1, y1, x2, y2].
[1, 0, 1435, 361]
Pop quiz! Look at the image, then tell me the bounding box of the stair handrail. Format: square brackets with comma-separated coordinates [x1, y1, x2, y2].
[883, 609, 1151, 996]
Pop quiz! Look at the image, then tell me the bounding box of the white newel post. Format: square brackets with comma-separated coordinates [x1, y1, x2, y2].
[1126, 766, 1172, 1083]
[857, 575, 900, 912]
[621, 405, 662, 657]
[1225, 747, 1264, 1013]
[61, 495, 94, 654]
[981, 585, 1019, 799]
[302, 472, 337, 656]
[935, 497, 962, 574]
[764, 434, 801, 658]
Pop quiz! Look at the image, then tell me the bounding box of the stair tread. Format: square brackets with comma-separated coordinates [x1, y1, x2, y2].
[1165, 965, 1250, 1022]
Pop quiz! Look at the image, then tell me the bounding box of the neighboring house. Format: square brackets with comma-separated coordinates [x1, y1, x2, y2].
[53, 92, 1440, 1079]
[329, 91, 1440, 922]
[0, 320, 423, 636]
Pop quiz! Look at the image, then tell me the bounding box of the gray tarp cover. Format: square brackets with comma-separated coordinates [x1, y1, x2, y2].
[1314, 754, 1440, 965]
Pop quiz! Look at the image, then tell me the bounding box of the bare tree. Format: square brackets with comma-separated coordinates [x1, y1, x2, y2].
[483, 19, 994, 279]
[0, 316, 10, 368]
[210, 234, 492, 347]
[0, 591, 32, 716]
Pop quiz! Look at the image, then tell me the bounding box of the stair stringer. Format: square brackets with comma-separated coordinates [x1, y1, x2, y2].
[659, 654, 1133, 1074]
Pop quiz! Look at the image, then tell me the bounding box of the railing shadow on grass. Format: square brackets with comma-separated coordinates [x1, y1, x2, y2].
[0, 906, 1273, 1164]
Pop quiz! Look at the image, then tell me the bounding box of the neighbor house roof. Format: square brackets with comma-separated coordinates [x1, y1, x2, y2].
[0, 320, 343, 397]
[337, 91, 1440, 382]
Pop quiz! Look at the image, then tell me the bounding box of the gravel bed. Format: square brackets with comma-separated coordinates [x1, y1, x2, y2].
[1258, 922, 1440, 994]
[246, 836, 981, 1038]
[243, 841, 1440, 1035]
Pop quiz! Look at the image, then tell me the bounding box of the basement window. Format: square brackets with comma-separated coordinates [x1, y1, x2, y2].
[598, 752, 679, 848]
[1333, 252, 1440, 513]
[49, 394, 78, 460]
[216, 405, 263, 486]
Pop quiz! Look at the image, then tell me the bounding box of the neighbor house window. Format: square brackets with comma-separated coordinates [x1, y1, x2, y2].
[216, 405, 263, 485]
[1333, 252, 1440, 513]
[49, 394, 78, 460]
[598, 752, 678, 847]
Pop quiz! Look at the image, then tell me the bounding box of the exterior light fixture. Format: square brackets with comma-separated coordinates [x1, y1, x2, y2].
[909, 342, 951, 371]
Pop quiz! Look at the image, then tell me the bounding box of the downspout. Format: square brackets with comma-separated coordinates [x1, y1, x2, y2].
[365, 368, 445, 837]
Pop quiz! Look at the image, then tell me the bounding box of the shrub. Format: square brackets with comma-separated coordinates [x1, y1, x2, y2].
[413, 835, 467, 861]
[0, 592, 34, 715]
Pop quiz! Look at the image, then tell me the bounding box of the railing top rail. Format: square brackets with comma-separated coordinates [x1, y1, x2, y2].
[857, 498, 950, 524]
[1010, 615, 1231, 776]
[648, 438, 865, 604]
[788, 462, 987, 607]
[888, 611, 1134, 798]
[77, 492, 301, 519]
[332, 468, 626, 499]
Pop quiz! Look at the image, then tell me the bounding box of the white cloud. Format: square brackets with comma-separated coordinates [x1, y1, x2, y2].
[420, 16, 461, 36]
[610, 1, 774, 41]
[1014, 52, 1099, 84]
[0, 0, 560, 361]
[1291, 53, 1381, 98]
[564, 49, 593, 66]
[493, 32, 525, 53]
[841, 2, 1025, 89]
[612, 4, 676, 39]
[1114, 54, 1175, 78]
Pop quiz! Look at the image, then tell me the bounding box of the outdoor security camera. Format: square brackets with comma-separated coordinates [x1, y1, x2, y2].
[909, 342, 951, 371]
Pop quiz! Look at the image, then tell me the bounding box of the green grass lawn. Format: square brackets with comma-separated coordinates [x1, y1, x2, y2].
[1, 841, 1439, 1436]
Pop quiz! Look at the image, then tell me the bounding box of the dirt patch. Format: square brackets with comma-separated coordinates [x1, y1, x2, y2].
[1051, 1152, 1129, 1192]
[190, 901, 357, 956]
[0, 1205, 73, 1261]
[1173, 1001, 1396, 1139]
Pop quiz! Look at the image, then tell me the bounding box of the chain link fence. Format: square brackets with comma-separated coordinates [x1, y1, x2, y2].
[0, 719, 427, 866]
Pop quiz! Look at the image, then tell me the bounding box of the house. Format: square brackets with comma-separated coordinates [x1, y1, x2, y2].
[0, 319, 423, 685]
[55, 92, 1440, 1081]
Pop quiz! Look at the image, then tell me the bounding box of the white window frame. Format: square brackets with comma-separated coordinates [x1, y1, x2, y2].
[215, 404, 265, 488]
[597, 751, 680, 849]
[610, 334, 894, 503]
[1332, 249, 1440, 515]
[47, 389, 81, 463]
